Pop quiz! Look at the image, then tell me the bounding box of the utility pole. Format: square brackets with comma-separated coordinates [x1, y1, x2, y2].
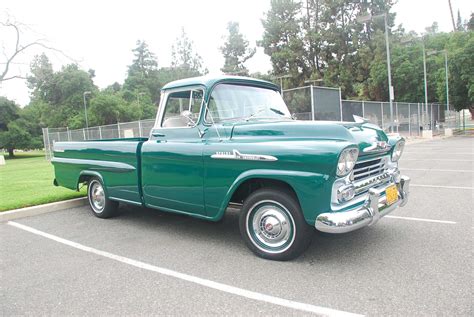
[427, 49, 450, 112]
[448, 0, 456, 32]
[137, 92, 145, 120]
[401, 37, 430, 126]
[422, 43, 428, 126]
[273, 74, 292, 95]
[383, 13, 394, 133]
[83, 91, 91, 129]
[444, 50, 449, 111]
[356, 12, 394, 132]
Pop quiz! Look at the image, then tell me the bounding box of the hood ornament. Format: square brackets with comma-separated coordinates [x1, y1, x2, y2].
[363, 141, 391, 153]
[211, 149, 277, 161]
[353, 115, 369, 124]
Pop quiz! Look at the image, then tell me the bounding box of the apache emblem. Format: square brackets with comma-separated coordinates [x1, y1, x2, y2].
[211, 149, 277, 161]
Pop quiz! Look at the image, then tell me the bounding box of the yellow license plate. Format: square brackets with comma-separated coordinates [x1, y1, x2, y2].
[386, 185, 399, 206]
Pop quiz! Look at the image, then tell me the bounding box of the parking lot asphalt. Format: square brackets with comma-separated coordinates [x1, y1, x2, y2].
[1, 136, 473, 316]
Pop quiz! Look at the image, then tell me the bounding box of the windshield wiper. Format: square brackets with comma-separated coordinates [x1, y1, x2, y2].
[245, 107, 286, 121]
[245, 108, 266, 121]
[269, 107, 285, 116]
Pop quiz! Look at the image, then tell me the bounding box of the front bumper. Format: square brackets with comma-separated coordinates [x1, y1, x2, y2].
[315, 176, 410, 234]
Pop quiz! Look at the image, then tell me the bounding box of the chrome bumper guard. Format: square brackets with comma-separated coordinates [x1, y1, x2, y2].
[315, 176, 410, 234]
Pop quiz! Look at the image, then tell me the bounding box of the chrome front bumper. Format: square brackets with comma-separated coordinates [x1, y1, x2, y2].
[315, 176, 410, 234]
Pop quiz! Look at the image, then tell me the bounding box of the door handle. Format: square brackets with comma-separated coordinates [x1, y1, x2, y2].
[152, 132, 165, 137]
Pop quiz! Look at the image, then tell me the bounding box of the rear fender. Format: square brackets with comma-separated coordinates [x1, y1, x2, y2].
[77, 170, 106, 193]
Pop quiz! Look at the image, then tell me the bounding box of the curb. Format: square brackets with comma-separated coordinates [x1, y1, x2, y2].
[0, 197, 87, 222]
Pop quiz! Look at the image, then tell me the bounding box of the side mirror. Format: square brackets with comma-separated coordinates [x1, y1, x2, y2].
[181, 110, 196, 126]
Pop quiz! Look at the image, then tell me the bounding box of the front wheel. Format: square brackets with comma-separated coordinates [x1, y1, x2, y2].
[87, 177, 119, 219]
[239, 188, 313, 261]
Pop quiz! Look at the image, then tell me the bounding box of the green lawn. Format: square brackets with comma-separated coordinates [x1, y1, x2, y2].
[0, 152, 86, 212]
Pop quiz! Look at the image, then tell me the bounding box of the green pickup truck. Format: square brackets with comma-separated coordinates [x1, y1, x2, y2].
[52, 75, 410, 260]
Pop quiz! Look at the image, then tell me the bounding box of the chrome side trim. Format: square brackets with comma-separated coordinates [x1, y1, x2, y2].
[211, 149, 277, 162]
[51, 157, 136, 172]
[315, 176, 410, 234]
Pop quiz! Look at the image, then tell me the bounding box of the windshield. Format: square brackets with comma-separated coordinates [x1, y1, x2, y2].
[205, 84, 291, 123]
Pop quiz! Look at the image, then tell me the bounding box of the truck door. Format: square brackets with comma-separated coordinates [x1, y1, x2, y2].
[141, 88, 205, 216]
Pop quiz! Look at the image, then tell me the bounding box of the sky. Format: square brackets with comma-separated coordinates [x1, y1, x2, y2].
[1, 0, 472, 106]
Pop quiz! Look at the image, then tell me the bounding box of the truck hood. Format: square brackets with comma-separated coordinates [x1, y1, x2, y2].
[227, 120, 390, 155]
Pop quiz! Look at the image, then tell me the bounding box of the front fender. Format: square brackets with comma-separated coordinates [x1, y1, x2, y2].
[213, 169, 333, 224]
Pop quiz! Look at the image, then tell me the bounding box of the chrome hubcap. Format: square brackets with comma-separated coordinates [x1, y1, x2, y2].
[90, 181, 105, 212]
[249, 201, 294, 252]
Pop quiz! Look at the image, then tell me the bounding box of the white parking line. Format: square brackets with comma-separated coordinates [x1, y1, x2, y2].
[402, 157, 474, 162]
[385, 215, 457, 224]
[401, 168, 474, 173]
[406, 146, 471, 149]
[403, 152, 473, 155]
[405, 147, 471, 150]
[411, 184, 474, 190]
[7, 221, 362, 317]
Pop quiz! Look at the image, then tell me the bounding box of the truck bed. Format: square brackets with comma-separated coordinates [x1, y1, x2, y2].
[52, 138, 148, 205]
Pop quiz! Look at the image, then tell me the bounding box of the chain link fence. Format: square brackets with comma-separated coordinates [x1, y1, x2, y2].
[42, 86, 465, 160]
[282, 86, 459, 137]
[42, 119, 155, 160]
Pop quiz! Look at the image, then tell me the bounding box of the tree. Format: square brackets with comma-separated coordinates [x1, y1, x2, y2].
[425, 22, 439, 35]
[171, 28, 206, 76]
[27, 53, 54, 99]
[27, 57, 97, 129]
[261, 0, 306, 87]
[456, 10, 463, 31]
[443, 31, 474, 111]
[128, 40, 158, 77]
[0, 97, 39, 157]
[0, 15, 71, 83]
[89, 92, 127, 126]
[220, 22, 256, 75]
[123, 40, 161, 105]
[0, 121, 33, 157]
[260, 0, 396, 97]
[468, 13, 474, 31]
[0, 96, 19, 131]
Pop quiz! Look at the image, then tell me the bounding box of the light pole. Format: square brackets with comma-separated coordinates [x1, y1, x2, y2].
[304, 79, 324, 86]
[273, 74, 292, 95]
[422, 42, 428, 128]
[357, 12, 394, 132]
[422, 42, 428, 106]
[401, 37, 429, 126]
[136, 92, 146, 120]
[427, 50, 449, 111]
[83, 91, 91, 129]
[137, 92, 145, 107]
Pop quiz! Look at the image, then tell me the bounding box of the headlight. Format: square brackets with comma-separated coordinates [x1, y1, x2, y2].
[391, 140, 405, 162]
[336, 148, 359, 177]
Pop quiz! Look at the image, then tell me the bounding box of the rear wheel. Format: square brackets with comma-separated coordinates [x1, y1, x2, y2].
[239, 188, 313, 261]
[87, 177, 118, 218]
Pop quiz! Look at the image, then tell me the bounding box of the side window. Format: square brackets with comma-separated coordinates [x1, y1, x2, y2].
[161, 89, 203, 128]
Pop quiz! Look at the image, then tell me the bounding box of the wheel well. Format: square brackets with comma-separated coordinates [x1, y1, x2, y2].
[77, 174, 94, 190]
[229, 178, 299, 206]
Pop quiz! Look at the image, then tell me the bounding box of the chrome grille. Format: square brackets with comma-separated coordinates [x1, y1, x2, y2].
[353, 157, 387, 181]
